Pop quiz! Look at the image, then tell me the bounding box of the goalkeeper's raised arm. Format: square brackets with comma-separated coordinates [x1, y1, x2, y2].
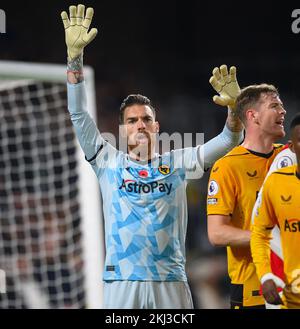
[61, 4, 98, 84]
[209, 64, 244, 133]
[202, 64, 244, 170]
[61, 4, 103, 163]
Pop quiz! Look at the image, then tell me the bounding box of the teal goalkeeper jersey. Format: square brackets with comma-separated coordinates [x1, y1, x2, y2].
[67, 82, 243, 281]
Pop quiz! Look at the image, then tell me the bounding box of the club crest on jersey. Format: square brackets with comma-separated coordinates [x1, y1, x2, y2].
[277, 156, 294, 169]
[208, 180, 219, 196]
[158, 164, 170, 175]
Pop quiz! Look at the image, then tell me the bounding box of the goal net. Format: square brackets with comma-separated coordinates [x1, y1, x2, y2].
[0, 61, 104, 309]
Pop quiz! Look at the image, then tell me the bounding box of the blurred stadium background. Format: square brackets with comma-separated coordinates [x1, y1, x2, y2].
[0, 0, 300, 308]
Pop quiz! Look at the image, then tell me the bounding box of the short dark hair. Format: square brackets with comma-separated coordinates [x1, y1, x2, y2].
[119, 94, 156, 124]
[290, 113, 300, 132]
[235, 84, 279, 124]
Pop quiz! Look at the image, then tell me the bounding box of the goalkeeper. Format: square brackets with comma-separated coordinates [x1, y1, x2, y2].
[61, 4, 243, 308]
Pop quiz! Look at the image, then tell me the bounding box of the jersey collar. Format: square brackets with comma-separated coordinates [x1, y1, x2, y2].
[245, 148, 275, 159]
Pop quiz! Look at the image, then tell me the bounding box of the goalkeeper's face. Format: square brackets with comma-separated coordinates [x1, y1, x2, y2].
[253, 93, 286, 139]
[122, 104, 159, 152]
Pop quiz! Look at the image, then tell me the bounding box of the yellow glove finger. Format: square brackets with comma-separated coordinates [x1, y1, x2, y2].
[212, 67, 221, 81]
[84, 28, 98, 44]
[83, 7, 94, 30]
[220, 64, 229, 83]
[209, 76, 222, 93]
[61, 11, 70, 30]
[69, 5, 76, 26]
[76, 4, 85, 26]
[214, 66, 226, 86]
[213, 95, 229, 107]
[229, 66, 237, 82]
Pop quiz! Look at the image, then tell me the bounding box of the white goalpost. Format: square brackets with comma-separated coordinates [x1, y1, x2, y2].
[0, 60, 104, 309]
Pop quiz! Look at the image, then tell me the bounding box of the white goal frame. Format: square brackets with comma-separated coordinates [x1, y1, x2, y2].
[0, 60, 104, 309]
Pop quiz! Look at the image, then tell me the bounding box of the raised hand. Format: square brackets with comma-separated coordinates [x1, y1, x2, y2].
[209, 65, 241, 110]
[61, 4, 98, 60]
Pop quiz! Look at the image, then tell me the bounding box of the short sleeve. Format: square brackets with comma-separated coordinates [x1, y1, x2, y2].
[206, 160, 237, 216]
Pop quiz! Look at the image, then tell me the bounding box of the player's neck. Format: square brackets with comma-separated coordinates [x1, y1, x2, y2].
[242, 132, 275, 154]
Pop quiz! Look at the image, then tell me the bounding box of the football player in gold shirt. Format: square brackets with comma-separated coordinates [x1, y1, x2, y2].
[207, 69, 286, 308]
[251, 113, 300, 309]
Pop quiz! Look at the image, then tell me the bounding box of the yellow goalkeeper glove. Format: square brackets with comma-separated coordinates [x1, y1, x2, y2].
[209, 65, 241, 110]
[61, 4, 98, 60]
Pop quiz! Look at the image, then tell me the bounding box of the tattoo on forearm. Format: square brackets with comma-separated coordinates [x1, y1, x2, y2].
[67, 54, 84, 84]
